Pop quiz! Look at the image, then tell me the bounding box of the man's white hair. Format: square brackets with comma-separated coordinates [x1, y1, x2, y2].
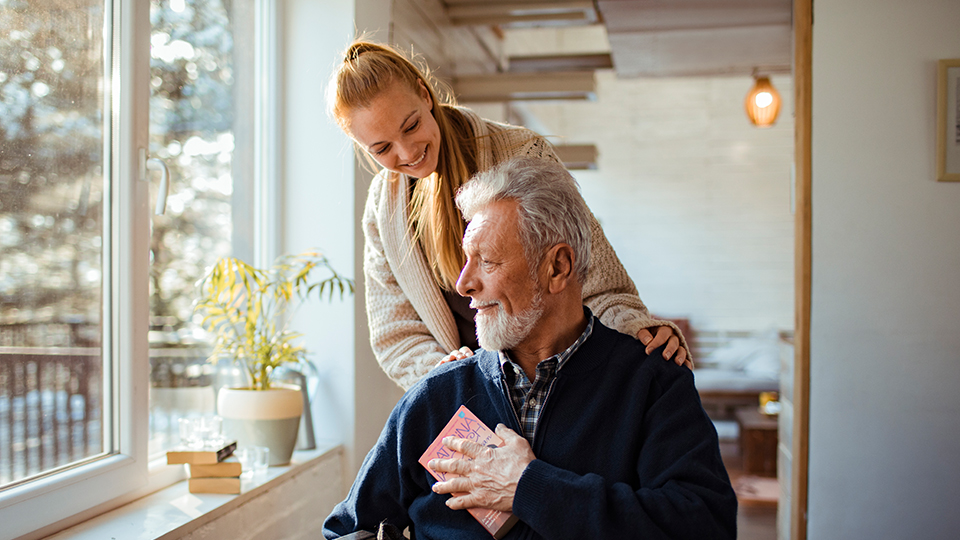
[455, 157, 592, 284]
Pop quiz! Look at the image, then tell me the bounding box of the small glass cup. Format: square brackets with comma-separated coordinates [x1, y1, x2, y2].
[177, 415, 224, 449]
[235, 446, 270, 478]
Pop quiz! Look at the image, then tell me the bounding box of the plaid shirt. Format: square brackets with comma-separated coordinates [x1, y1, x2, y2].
[500, 311, 594, 443]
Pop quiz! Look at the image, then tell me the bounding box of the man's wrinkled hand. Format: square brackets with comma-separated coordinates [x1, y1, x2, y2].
[428, 424, 535, 513]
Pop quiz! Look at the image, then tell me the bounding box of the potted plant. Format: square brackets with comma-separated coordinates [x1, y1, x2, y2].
[195, 249, 353, 465]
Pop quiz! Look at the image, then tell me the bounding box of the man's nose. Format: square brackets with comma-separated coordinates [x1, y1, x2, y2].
[455, 261, 476, 298]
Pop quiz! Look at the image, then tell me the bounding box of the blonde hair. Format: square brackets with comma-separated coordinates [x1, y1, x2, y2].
[328, 41, 476, 290]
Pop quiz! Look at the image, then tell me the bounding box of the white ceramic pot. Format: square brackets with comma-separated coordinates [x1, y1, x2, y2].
[217, 384, 303, 466]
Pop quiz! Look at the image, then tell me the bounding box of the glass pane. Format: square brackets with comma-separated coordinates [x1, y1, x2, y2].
[147, 0, 245, 455]
[0, 1, 107, 488]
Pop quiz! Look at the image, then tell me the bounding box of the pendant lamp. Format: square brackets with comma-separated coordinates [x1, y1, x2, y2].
[744, 74, 782, 127]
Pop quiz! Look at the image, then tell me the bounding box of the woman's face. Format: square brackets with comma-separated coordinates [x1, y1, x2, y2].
[344, 80, 441, 179]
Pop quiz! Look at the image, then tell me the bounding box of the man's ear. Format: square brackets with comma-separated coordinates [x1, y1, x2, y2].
[543, 243, 575, 294]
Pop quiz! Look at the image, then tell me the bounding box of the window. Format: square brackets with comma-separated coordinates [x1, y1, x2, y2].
[0, 0, 268, 535]
[0, 0, 152, 536]
[146, 0, 250, 458]
[0, 0, 109, 489]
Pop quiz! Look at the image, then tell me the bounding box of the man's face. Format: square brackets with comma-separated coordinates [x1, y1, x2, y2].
[455, 199, 544, 351]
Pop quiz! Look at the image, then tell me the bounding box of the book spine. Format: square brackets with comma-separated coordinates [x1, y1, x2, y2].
[189, 462, 243, 478]
[188, 477, 242, 494]
[215, 441, 238, 461]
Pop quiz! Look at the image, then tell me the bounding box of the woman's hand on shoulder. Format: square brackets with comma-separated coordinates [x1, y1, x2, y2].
[637, 326, 693, 370]
[439, 346, 475, 366]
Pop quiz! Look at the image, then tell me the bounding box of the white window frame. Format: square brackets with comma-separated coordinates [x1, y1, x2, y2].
[254, 0, 282, 268]
[0, 1, 152, 537]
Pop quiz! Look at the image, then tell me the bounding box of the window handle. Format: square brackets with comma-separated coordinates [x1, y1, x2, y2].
[139, 148, 170, 215]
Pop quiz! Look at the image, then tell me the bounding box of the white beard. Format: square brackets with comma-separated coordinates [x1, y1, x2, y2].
[474, 290, 544, 352]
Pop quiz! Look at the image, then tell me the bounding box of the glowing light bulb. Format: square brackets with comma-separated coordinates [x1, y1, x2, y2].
[755, 91, 773, 108]
[744, 75, 781, 127]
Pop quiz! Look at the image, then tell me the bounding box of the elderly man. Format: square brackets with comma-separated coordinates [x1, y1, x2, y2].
[323, 157, 737, 540]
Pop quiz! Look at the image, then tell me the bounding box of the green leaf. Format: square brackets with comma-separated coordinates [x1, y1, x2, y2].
[194, 249, 354, 390]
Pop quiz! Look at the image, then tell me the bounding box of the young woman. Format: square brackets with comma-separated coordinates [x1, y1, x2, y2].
[329, 41, 690, 390]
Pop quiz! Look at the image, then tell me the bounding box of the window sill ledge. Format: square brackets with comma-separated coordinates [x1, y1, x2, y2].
[44, 443, 343, 540]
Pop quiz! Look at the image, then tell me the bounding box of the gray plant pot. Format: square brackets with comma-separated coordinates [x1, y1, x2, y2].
[217, 384, 303, 466]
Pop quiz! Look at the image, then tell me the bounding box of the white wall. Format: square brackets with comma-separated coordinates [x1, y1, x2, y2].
[810, 1, 960, 537]
[281, 0, 357, 475]
[282, 0, 404, 486]
[522, 72, 795, 332]
[282, 0, 411, 487]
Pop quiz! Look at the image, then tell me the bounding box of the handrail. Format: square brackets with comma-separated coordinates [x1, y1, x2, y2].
[0, 349, 101, 488]
[0, 342, 216, 488]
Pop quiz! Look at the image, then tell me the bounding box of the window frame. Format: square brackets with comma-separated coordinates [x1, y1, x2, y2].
[0, 1, 152, 537]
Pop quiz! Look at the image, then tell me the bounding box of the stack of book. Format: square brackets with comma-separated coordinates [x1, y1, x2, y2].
[166, 440, 241, 494]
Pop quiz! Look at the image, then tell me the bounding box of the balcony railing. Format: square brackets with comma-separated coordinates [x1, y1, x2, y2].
[0, 347, 102, 486]
[0, 316, 224, 488]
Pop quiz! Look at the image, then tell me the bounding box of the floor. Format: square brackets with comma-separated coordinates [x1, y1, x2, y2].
[718, 424, 779, 540]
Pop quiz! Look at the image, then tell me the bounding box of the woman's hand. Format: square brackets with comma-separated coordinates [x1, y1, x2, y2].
[439, 346, 474, 365]
[637, 326, 693, 370]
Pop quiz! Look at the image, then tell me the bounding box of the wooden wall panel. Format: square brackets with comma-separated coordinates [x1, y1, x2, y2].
[791, 0, 812, 538]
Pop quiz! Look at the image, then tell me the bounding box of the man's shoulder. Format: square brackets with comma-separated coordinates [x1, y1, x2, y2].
[399, 351, 499, 408]
[387, 351, 505, 453]
[424, 349, 498, 381]
[586, 320, 693, 384]
[583, 320, 644, 364]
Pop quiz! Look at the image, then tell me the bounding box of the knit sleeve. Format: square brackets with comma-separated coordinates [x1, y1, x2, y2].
[520, 132, 561, 163]
[362, 174, 449, 390]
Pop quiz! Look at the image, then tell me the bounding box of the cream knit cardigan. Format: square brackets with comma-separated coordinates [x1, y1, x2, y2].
[362, 108, 684, 390]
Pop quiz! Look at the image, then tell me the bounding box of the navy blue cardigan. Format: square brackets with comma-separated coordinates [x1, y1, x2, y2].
[324, 319, 737, 540]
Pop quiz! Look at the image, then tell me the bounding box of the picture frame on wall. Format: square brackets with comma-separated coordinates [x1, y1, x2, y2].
[937, 58, 960, 182]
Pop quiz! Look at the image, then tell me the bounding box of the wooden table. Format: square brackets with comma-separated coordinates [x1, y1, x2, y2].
[735, 406, 778, 477]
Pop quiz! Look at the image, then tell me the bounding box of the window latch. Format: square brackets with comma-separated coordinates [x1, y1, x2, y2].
[139, 148, 170, 215]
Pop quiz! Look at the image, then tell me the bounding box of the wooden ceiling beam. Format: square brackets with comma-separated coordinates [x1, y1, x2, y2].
[453, 71, 596, 102]
[597, 0, 791, 33]
[554, 144, 599, 170]
[507, 52, 613, 72]
[445, 1, 598, 26]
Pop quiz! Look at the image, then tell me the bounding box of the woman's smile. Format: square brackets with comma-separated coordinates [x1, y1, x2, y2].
[405, 145, 428, 169]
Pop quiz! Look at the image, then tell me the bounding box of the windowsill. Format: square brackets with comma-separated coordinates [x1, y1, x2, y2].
[45, 443, 342, 540]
